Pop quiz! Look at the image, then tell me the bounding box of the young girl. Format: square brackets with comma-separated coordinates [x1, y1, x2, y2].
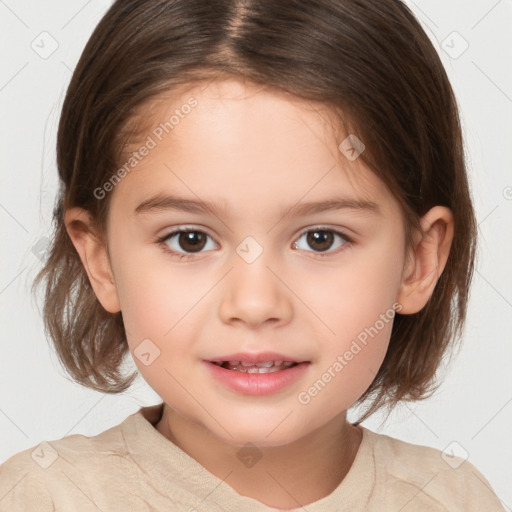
[0, 0, 506, 510]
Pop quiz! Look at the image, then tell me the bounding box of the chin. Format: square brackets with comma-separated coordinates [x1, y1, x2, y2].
[204, 415, 312, 449]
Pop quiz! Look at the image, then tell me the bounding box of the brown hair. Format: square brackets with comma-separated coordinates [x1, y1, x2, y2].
[34, 0, 476, 423]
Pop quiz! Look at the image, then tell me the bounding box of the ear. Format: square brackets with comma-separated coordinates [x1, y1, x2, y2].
[397, 206, 454, 314]
[64, 207, 121, 314]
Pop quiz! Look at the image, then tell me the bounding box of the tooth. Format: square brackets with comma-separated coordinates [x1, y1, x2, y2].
[274, 360, 283, 366]
[240, 361, 254, 367]
[247, 367, 259, 373]
[229, 360, 240, 366]
[258, 367, 280, 373]
[255, 361, 273, 368]
[283, 362, 294, 368]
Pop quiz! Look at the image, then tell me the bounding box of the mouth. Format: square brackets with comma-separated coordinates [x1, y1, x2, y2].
[210, 360, 299, 374]
[205, 355, 310, 395]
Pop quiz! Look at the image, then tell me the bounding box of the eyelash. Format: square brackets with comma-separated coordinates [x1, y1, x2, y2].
[156, 226, 353, 261]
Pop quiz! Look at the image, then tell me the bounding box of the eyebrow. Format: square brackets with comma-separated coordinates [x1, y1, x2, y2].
[134, 194, 380, 218]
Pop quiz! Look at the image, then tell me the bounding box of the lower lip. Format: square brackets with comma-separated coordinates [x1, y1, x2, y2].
[204, 361, 310, 396]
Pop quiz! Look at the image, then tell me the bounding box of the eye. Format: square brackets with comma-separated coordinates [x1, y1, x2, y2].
[293, 227, 351, 254]
[158, 228, 217, 259]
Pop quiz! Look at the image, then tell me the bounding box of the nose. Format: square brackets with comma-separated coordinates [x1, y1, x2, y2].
[218, 253, 294, 329]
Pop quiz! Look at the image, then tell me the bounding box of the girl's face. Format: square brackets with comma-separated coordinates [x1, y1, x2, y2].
[106, 79, 408, 447]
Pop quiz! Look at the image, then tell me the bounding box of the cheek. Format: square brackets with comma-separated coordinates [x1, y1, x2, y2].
[115, 268, 171, 339]
[114, 260, 207, 392]
[296, 322, 392, 428]
[112, 247, 205, 339]
[326, 318, 392, 398]
[300, 240, 404, 338]
[298, 276, 398, 420]
[293, 242, 402, 407]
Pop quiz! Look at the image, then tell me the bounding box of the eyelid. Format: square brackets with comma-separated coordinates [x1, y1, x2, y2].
[158, 224, 217, 241]
[158, 224, 352, 242]
[157, 224, 353, 260]
[296, 224, 352, 238]
[156, 225, 219, 259]
[293, 225, 353, 253]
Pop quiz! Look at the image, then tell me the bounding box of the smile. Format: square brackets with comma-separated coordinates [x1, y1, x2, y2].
[205, 355, 310, 395]
[211, 360, 297, 373]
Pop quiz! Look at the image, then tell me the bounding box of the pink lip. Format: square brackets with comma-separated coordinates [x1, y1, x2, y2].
[207, 352, 304, 364]
[204, 360, 310, 396]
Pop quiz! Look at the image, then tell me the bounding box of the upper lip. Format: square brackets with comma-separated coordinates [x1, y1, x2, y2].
[207, 352, 307, 364]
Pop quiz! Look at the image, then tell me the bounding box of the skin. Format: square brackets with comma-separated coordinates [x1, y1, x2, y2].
[65, 79, 454, 509]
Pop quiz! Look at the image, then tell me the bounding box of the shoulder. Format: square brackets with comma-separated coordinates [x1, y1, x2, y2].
[362, 427, 506, 512]
[0, 410, 134, 511]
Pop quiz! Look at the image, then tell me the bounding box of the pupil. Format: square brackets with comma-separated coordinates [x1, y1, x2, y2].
[179, 231, 206, 252]
[307, 230, 333, 252]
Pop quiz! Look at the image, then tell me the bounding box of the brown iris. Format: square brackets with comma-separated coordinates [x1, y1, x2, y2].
[306, 230, 334, 252]
[178, 231, 207, 252]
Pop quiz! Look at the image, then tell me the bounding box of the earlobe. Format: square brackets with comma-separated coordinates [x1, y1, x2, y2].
[64, 207, 121, 314]
[397, 206, 454, 314]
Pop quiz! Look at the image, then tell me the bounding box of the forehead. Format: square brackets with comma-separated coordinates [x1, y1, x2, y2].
[110, 79, 398, 219]
[122, 78, 344, 157]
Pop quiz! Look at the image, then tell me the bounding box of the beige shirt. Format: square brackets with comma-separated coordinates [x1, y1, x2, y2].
[0, 402, 505, 511]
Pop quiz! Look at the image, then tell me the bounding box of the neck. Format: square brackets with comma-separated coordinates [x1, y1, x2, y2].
[155, 405, 362, 509]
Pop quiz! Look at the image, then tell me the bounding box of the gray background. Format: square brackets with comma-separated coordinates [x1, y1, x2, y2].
[1, 0, 511, 508]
